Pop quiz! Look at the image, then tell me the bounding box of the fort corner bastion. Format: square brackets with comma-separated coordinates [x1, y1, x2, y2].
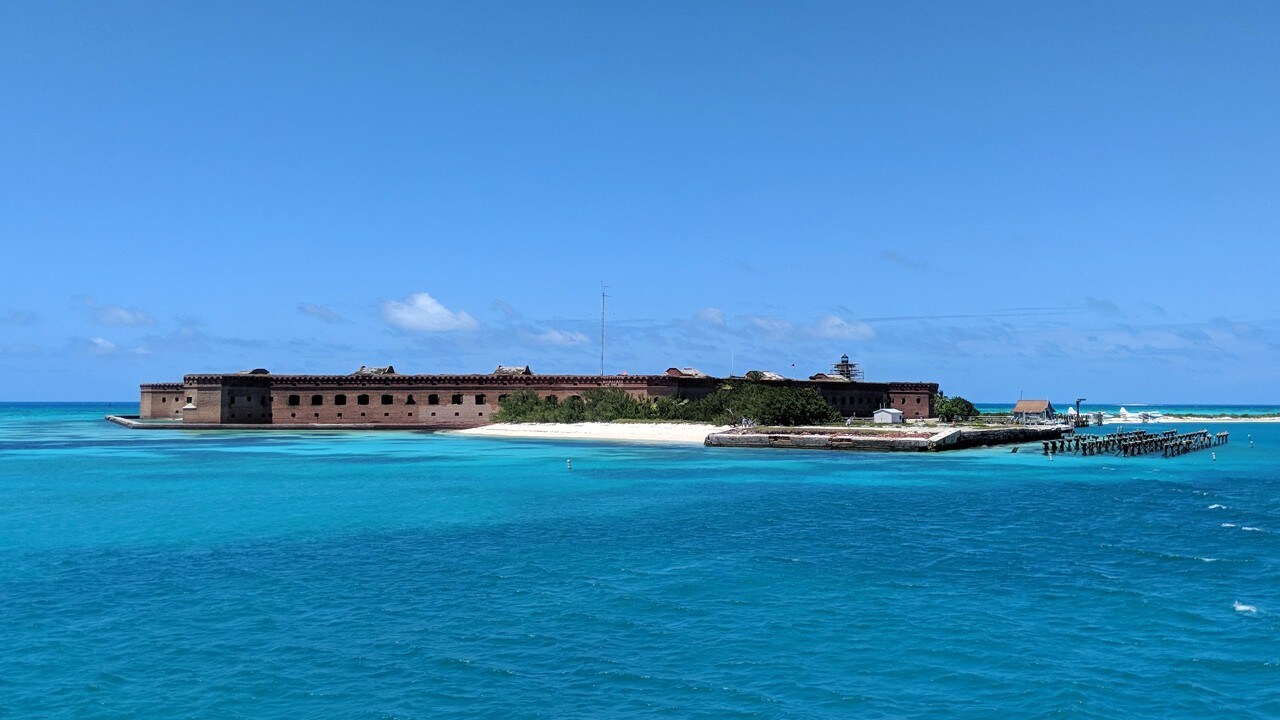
[125, 357, 938, 430]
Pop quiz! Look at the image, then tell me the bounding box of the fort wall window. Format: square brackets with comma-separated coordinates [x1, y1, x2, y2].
[288, 395, 300, 406]
[475, 394, 486, 405]
[405, 395, 416, 405]
[335, 395, 347, 405]
[381, 394, 393, 405]
[357, 394, 369, 405]
[311, 395, 323, 406]
[428, 394, 439, 405]
[451, 394, 463, 405]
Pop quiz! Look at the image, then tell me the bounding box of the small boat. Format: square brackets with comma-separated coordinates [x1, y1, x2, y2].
[1118, 406, 1164, 423]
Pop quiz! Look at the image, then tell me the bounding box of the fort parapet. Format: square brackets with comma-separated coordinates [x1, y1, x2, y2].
[133, 360, 938, 429]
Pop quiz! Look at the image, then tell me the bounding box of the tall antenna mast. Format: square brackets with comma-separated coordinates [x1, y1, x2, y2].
[600, 282, 608, 376]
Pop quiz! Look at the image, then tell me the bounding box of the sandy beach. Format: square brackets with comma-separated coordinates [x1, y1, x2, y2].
[450, 422, 731, 444]
[453, 417, 1280, 446]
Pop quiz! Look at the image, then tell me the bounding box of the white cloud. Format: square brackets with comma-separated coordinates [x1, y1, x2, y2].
[382, 292, 478, 332]
[813, 315, 875, 340]
[90, 337, 117, 354]
[80, 297, 156, 327]
[695, 307, 725, 326]
[528, 328, 589, 346]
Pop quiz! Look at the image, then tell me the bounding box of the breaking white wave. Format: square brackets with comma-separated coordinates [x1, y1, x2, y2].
[1208, 504, 1227, 509]
[1234, 601, 1258, 614]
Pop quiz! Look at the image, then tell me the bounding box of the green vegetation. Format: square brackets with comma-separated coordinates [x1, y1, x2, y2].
[492, 382, 841, 426]
[934, 392, 980, 422]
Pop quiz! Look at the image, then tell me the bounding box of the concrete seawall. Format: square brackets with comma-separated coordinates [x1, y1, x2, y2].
[704, 425, 1065, 452]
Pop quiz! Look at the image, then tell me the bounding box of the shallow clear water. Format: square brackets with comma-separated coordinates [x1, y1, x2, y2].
[2, 404, 1277, 718]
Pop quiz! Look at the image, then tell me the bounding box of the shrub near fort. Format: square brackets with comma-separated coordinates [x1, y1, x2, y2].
[717, 382, 841, 426]
[934, 395, 980, 422]
[493, 383, 840, 426]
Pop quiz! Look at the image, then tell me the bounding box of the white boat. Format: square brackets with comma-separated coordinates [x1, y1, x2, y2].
[1118, 406, 1164, 423]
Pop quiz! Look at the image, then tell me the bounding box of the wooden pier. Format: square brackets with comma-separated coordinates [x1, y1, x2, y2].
[1042, 429, 1228, 458]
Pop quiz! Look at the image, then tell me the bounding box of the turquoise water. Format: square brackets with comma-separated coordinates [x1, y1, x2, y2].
[976, 403, 1280, 417]
[2, 404, 1278, 718]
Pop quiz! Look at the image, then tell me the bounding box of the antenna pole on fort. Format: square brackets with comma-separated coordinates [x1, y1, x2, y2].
[600, 283, 608, 377]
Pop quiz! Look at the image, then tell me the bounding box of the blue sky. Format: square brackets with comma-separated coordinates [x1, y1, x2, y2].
[2, 1, 1278, 403]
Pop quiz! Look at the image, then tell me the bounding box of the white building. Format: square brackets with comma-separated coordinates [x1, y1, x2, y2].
[873, 408, 904, 424]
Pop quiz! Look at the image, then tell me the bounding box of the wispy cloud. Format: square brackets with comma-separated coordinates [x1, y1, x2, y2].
[0, 310, 38, 325]
[526, 328, 590, 346]
[382, 292, 478, 332]
[1084, 296, 1122, 317]
[860, 307, 1083, 323]
[813, 315, 875, 340]
[297, 303, 345, 324]
[743, 313, 875, 342]
[491, 300, 521, 319]
[79, 296, 156, 327]
[90, 337, 117, 354]
[695, 307, 725, 326]
[880, 250, 929, 270]
[747, 316, 794, 337]
[80, 336, 150, 356]
[0, 343, 42, 357]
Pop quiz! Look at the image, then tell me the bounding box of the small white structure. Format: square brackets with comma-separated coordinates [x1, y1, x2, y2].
[873, 408, 904, 424]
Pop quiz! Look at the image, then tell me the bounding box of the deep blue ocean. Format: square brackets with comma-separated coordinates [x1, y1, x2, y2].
[2, 403, 1277, 718]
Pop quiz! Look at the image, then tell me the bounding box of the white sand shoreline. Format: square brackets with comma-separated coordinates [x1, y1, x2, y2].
[451, 416, 1277, 446]
[1100, 415, 1280, 424]
[449, 422, 731, 444]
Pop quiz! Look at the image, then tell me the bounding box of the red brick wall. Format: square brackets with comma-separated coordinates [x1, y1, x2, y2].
[887, 388, 935, 419]
[139, 385, 184, 419]
[138, 374, 940, 426]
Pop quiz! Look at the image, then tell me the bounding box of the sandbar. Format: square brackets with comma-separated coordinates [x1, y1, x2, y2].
[1101, 415, 1280, 425]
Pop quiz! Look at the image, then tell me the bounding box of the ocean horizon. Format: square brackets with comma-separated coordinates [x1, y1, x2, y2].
[2, 403, 1277, 718]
